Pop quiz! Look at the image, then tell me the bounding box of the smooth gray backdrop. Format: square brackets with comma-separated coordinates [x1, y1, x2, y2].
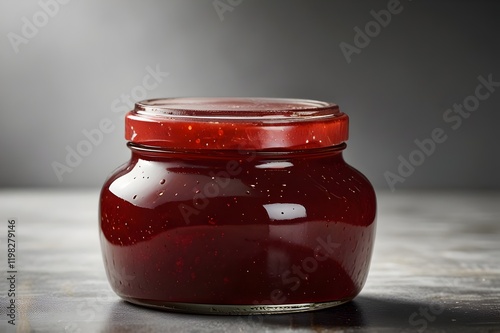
[1, 0, 499, 189]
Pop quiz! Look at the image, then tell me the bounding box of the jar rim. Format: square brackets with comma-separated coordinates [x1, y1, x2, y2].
[125, 97, 349, 150]
[134, 97, 340, 121]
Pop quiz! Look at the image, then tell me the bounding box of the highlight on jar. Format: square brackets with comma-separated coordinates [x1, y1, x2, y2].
[99, 97, 377, 315]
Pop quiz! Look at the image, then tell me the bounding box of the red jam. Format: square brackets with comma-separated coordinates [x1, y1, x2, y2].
[99, 98, 376, 314]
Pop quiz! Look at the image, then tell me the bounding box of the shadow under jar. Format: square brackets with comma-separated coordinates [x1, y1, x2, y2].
[99, 97, 377, 315]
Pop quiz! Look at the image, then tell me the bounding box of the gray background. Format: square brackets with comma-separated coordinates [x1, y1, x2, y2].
[0, 0, 498, 189]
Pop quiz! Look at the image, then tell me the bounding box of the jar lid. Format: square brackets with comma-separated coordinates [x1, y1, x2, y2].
[125, 97, 348, 150]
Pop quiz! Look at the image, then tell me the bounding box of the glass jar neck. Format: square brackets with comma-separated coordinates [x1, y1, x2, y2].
[127, 142, 347, 161]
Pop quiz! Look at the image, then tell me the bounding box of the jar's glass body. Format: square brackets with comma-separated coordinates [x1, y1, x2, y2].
[99, 143, 376, 314]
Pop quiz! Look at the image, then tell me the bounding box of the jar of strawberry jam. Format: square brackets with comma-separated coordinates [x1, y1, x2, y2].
[99, 97, 376, 315]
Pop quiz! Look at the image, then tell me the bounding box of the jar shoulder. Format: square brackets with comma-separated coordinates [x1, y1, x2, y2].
[100, 155, 376, 225]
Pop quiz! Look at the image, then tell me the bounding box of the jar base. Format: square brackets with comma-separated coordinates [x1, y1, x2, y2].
[123, 297, 349, 315]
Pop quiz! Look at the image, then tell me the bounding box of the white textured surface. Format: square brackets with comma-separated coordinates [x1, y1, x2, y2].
[0, 190, 499, 332]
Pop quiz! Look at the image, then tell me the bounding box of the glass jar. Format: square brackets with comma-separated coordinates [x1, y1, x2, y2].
[99, 98, 376, 315]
